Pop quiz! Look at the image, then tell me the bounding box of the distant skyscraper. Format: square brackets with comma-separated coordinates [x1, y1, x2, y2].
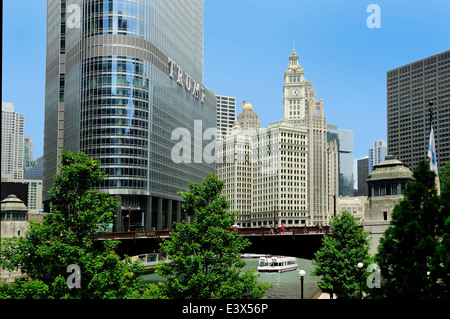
[357, 157, 369, 196]
[216, 95, 236, 140]
[327, 124, 354, 196]
[24, 156, 43, 180]
[43, 0, 216, 231]
[387, 50, 450, 171]
[216, 101, 262, 227]
[23, 136, 34, 170]
[2, 102, 24, 179]
[369, 140, 387, 173]
[236, 100, 262, 132]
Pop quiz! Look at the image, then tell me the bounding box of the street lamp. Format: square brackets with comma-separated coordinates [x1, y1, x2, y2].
[299, 269, 306, 299]
[357, 262, 364, 299]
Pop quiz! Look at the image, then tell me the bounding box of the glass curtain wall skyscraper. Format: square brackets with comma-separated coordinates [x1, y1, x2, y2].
[43, 0, 216, 231]
[327, 124, 354, 197]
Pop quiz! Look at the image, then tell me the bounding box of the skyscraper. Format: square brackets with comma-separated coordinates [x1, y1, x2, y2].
[43, 0, 216, 231]
[216, 95, 236, 140]
[327, 124, 354, 196]
[23, 136, 34, 170]
[2, 102, 24, 180]
[369, 140, 387, 173]
[282, 48, 338, 225]
[236, 100, 262, 132]
[387, 50, 450, 171]
[24, 156, 44, 180]
[356, 157, 369, 196]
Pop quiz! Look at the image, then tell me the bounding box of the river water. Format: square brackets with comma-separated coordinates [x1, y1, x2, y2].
[141, 256, 322, 299]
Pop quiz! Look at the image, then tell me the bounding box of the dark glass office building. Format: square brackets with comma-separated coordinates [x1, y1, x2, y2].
[387, 50, 450, 171]
[43, 0, 216, 231]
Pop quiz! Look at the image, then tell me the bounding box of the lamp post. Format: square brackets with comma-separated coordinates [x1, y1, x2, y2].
[357, 262, 364, 299]
[299, 269, 306, 299]
[128, 207, 131, 232]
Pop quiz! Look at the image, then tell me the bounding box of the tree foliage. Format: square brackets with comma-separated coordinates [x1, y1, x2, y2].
[155, 173, 271, 299]
[372, 159, 450, 298]
[0, 150, 150, 298]
[311, 211, 373, 299]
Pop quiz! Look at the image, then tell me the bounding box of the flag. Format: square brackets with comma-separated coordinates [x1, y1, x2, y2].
[428, 126, 441, 195]
[428, 126, 438, 173]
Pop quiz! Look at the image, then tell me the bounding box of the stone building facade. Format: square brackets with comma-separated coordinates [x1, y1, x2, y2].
[363, 155, 415, 255]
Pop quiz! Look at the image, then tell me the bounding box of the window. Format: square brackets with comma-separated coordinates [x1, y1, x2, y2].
[383, 211, 388, 221]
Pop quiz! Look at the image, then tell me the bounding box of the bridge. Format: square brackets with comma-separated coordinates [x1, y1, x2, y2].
[96, 226, 330, 260]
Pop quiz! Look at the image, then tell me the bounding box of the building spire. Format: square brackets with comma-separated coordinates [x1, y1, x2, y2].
[291, 37, 297, 57]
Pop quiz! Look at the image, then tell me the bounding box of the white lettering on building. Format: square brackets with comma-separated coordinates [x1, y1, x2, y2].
[168, 57, 206, 104]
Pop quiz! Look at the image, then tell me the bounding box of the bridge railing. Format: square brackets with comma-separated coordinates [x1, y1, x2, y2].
[96, 226, 332, 240]
[234, 226, 331, 236]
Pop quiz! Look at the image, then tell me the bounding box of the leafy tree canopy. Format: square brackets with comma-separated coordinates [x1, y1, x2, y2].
[312, 211, 373, 299]
[155, 173, 271, 299]
[373, 159, 450, 298]
[0, 150, 149, 298]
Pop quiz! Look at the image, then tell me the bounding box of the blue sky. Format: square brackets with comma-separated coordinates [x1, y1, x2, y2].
[2, 0, 450, 162]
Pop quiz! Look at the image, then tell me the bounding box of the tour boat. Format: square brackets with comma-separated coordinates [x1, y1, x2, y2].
[257, 256, 298, 273]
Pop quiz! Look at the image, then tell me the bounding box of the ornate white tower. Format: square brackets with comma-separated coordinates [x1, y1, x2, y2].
[283, 47, 306, 122]
[281, 45, 337, 225]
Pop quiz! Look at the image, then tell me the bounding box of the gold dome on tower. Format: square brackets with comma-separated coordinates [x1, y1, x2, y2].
[242, 100, 253, 112]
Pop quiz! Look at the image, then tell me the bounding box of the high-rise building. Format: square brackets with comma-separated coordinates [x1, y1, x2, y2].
[369, 140, 387, 173]
[43, 0, 216, 231]
[216, 101, 262, 227]
[216, 95, 236, 140]
[282, 48, 338, 225]
[24, 156, 44, 180]
[216, 121, 253, 227]
[356, 157, 369, 196]
[327, 124, 354, 196]
[23, 136, 34, 170]
[250, 121, 309, 227]
[2, 102, 24, 180]
[387, 50, 450, 171]
[236, 100, 262, 132]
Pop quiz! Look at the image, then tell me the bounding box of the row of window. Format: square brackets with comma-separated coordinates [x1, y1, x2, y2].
[100, 178, 147, 189]
[86, 147, 148, 157]
[83, 74, 149, 90]
[83, 117, 147, 129]
[82, 127, 147, 137]
[83, 97, 148, 110]
[83, 56, 150, 77]
[85, 106, 148, 119]
[82, 87, 149, 101]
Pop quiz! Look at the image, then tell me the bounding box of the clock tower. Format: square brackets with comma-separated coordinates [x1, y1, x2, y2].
[283, 47, 306, 122]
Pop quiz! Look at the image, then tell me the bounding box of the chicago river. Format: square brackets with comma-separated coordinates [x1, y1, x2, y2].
[142, 256, 321, 299]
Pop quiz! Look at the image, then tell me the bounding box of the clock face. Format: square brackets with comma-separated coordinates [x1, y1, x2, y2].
[290, 88, 300, 97]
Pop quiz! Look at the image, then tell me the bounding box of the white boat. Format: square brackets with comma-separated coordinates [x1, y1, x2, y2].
[257, 256, 298, 273]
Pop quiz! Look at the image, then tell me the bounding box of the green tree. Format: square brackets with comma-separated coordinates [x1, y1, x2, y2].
[372, 159, 445, 298]
[0, 150, 150, 298]
[439, 162, 450, 194]
[311, 211, 373, 299]
[438, 166, 450, 297]
[155, 173, 271, 299]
